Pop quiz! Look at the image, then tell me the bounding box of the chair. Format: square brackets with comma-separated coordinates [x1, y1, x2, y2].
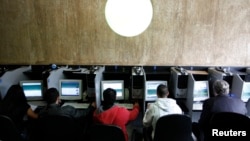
[30, 115, 82, 141]
[205, 112, 250, 141]
[0, 115, 24, 141]
[153, 114, 194, 141]
[88, 124, 126, 141]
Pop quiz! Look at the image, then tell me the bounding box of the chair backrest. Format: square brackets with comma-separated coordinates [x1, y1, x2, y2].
[89, 124, 126, 141]
[206, 112, 250, 141]
[153, 114, 194, 141]
[30, 115, 82, 141]
[0, 115, 24, 141]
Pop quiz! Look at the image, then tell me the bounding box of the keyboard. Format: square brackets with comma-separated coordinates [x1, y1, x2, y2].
[28, 101, 47, 107]
[62, 102, 89, 109]
[115, 103, 133, 109]
[193, 102, 203, 110]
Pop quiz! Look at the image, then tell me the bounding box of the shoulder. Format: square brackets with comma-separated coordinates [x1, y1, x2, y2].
[61, 105, 76, 110]
[19, 102, 31, 111]
[147, 103, 157, 111]
[204, 96, 216, 103]
[116, 105, 129, 111]
[201, 98, 215, 110]
[167, 98, 178, 103]
[233, 98, 246, 105]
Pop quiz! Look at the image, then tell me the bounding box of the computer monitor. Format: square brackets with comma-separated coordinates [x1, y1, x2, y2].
[59, 79, 82, 101]
[241, 82, 250, 102]
[19, 80, 43, 101]
[101, 80, 124, 101]
[193, 81, 209, 102]
[145, 81, 168, 101]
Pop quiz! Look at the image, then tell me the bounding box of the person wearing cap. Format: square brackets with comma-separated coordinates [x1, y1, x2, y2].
[194, 80, 247, 141]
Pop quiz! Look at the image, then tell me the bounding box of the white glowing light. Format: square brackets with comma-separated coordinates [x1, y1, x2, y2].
[105, 0, 153, 37]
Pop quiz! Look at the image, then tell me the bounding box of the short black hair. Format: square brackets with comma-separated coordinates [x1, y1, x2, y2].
[103, 88, 116, 106]
[157, 84, 169, 98]
[44, 88, 59, 104]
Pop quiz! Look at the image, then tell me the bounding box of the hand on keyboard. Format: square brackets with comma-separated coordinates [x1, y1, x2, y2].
[134, 102, 140, 108]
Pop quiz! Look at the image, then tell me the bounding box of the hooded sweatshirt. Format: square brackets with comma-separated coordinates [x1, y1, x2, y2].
[143, 98, 183, 137]
[93, 104, 140, 141]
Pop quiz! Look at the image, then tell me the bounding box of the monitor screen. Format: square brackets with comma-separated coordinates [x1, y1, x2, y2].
[101, 80, 124, 101]
[59, 79, 82, 101]
[19, 80, 43, 101]
[193, 81, 209, 102]
[241, 82, 250, 102]
[145, 81, 168, 101]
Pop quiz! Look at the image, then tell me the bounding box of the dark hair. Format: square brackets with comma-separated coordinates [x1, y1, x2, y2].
[157, 84, 169, 98]
[3, 84, 27, 105]
[0, 84, 27, 116]
[44, 88, 59, 104]
[103, 88, 116, 110]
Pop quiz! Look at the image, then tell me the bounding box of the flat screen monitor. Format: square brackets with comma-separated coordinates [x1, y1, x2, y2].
[241, 82, 250, 102]
[193, 81, 209, 102]
[101, 80, 124, 101]
[59, 79, 82, 101]
[145, 81, 168, 101]
[19, 80, 43, 101]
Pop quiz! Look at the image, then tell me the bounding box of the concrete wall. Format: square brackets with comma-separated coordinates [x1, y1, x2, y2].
[0, 0, 249, 66]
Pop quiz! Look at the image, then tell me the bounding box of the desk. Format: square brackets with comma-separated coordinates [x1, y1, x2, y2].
[28, 101, 46, 107]
[186, 70, 208, 75]
[29, 101, 47, 112]
[193, 102, 203, 111]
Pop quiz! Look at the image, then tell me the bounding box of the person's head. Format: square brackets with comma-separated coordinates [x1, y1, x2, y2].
[44, 88, 60, 105]
[0, 84, 27, 114]
[157, 84, 169, 98]
[4, 84, 27, 104]
[213, 80, 230, 96]
[103, 88, 116, 108]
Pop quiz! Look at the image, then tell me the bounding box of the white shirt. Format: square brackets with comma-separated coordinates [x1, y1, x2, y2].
[143, 98, 183, 137]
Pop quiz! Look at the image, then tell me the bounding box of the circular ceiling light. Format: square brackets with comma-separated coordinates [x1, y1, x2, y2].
[105, 0, 153, 37]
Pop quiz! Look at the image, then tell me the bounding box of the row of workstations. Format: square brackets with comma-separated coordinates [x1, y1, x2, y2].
[0, 65, 250, 119]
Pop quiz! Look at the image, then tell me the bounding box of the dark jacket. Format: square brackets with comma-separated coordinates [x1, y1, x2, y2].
[39, 103, 95, 119]
[198, 94, 247, 130]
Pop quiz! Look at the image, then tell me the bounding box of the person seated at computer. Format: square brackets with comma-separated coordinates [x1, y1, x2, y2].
[193, 80, 247, 141]
[142, 84, 183, 140]
[39, 87, 96, 120]
[93, 88, 140, 141]
[0, 84, 38, 139]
